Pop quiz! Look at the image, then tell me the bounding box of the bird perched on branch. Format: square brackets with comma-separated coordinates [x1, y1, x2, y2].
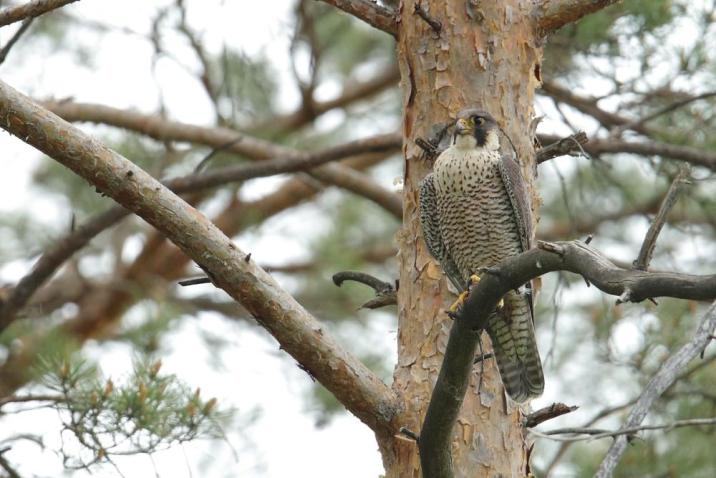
[419, 108, 544, 403]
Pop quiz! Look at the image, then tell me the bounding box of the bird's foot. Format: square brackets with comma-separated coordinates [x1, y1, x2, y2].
[447, 274, 483, 317]
[465, 273, 482, 290]
[448, 290, 470, 316]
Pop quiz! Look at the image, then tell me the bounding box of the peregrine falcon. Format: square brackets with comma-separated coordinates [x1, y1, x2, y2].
[419, 109, 544, 403]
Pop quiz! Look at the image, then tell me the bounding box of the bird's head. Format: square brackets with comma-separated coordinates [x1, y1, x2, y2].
[453, 109, 500, 151]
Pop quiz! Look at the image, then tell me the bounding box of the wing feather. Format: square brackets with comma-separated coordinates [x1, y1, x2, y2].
[419, 174, 464, 290]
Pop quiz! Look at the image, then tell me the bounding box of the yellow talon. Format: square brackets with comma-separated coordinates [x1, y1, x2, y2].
[449, 290, 470, 313]
[468, 274, 481, 287]
[448, 274, 484, 314]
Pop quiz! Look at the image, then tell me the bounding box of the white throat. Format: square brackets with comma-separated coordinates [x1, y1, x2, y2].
[453, 129, 500, 151]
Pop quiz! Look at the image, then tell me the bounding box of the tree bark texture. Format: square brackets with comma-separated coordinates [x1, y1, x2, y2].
[382, 1, 543, 476]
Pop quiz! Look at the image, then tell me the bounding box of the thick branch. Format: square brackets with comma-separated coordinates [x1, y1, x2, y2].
[596, 301, 716, 477]
[0, 79, 398, 433]
[42, 100, 295, 160]
[533, 0, 620, 36]
[419, 240, 716, 477]
[44, 100, 405, 204]
[317, 0, 398, 37]
[0, 0, 77, 27]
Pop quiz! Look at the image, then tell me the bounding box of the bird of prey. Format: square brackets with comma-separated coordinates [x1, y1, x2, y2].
[419, 108, 544, 403]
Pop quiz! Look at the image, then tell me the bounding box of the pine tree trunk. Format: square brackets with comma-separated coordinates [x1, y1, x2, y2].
[378, 1, 543, 475]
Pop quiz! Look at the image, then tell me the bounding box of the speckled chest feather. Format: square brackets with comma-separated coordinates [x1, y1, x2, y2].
[432, 145, 522, 280]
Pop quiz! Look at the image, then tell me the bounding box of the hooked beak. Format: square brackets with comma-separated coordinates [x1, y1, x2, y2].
[455, 118, 471, 135]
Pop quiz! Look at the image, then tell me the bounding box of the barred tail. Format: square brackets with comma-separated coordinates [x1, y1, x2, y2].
[485, 291, 544, 403]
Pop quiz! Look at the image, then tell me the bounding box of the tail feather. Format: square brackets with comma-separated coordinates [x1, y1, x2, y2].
[485, 291, 544, 403]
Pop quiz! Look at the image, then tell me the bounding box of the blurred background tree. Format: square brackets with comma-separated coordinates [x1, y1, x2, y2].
[0, 0, 715, 476]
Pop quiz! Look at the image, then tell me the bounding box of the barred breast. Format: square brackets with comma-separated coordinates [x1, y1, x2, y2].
[432, 147, 522, 282]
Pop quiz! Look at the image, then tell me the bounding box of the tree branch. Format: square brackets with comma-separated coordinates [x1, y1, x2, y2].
[523, 402, 578, 428]
[533, 0, 620, 36]
[249, 64, 400, 135]
[309, 163, 402, 218]
[536, 131, 588, 163]
[316, 0, 398, 37]
[538, 133, 716, 170]
[534, 417, 716, 442]
[419, 240, 716, 478]
[332, 271, 397, 309]
[42, 100, 296, 160]
[0, 0, 78, 27]
[0, 17, 33, 64]
[43, 100, 405, 206]
[540, 81, 654, 137]
[0, 79, 398, 433]
[633, 166, 690, 271]
[595, 302, 716, 477]
[0, 135, 399, 330]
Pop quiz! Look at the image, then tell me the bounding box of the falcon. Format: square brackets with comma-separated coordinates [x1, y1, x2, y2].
[419, 108, 544, 403]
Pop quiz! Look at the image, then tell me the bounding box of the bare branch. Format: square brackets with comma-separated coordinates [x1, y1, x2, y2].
[0, 207, 127, 330]
[0, 79, 399, 432]
[0, 18, 33, 64]
[533, 0, 620, 36]
[523, 403, 578, 428]
[595, 302, 716, 477]
[633, 167, 691, 271]
[250, 64, 400, 135]
[316, 0, 398, 37]
[0, 394, 64, 407]
[419, 240, 716, 478]
[539, 133, 716, 170]
[536, 131, 588, 163]
[332, 271, 397, 309]
[612, 91, 716, 136]
[309, 163, 402, 218]
[0, 0, 78, 27]
[534, 417, 716, 442]
[43, 100, 404, 208]
[42, 100, 295, 160]
[413, 3, 441, 33]
[0, 448, 20, 478]
[0, 135, 399, 330]
[541, 81, 654, 137]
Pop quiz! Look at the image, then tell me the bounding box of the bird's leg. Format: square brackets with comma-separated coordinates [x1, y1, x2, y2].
[447, 274, 482, 315]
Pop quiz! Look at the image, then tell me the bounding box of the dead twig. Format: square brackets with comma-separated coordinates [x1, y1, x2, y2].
[633, 166, 691, 271]
[332, 271, 397, 309]
[523, 402, 578, 428]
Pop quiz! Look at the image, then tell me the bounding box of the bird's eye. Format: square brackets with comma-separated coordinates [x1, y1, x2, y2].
[474, 116, 485, 126]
